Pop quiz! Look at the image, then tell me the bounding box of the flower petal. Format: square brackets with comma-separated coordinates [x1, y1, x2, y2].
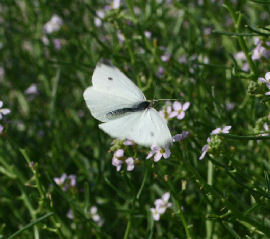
[222, 126, 232, 134]
[211, 128, 221, 135]
[258, 77, 266, 83]
[172, 101, 182, 111]
[1, 109, 10, 115]
[177, 111, 185, 120]
[154, 152, 162, 162]
[265, 72, 270, 81]
[183, 102, 190, 111]
[169, 111, 178, 118]
[0, 101, 3, 108]
[114, 149, 124, 158]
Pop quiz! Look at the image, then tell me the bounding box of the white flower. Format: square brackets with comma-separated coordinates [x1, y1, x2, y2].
[151, 207, 161, 221]
[90, 206, 103, 226]
[112, 149, 124, 171]
[146, 145, 171, 162]
[0, 101, 11, 120]
[25, 84, 38, 95]
[44, 15, 63, 34]
[151, 192, 172, 221]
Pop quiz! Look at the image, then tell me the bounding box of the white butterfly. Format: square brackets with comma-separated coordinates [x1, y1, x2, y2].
[83, 60, 172, 147]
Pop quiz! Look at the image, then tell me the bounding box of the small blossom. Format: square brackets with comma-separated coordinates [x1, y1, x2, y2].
[211, 126, 231, 135]
[151, 207, 161, 221]
[157, 66, 164, 77]
[161, 52, 171, 62]
[94, 10, 105, 27]
[66, 209, 74, 219]
[144, 31, 152, 39]
[90, 206, 103, 226]
[169, 101, 190, 120]
[25, 84, 38, 95]
[123, 139, 134, 146]
[258, 72, 270, 95]
[54, 173, 67, 186]
[44, 15, 63, 34]
[53, 39, 62, 50]
[199, 142, 210, 160]
[68, 174, 76, 187]
[151, 192, 172, 221]
[159, 105, 172, 123]
[125, 157, 134, 171]
[252, 38, 270, 61]
[112, 0, 121, 9]
[147, 145, 171, 162]
[0, 101, 11, 120]
[112, 149, 124, 171]
[172, 131, 189, 142]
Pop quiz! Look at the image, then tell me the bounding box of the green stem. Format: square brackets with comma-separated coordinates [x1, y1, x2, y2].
[223, 3, 257, 79]
[206, 160, 214, 239]
[220, 133, 270, 140]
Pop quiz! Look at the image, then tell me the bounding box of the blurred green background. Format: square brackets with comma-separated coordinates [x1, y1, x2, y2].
[0, 0, 270, 238]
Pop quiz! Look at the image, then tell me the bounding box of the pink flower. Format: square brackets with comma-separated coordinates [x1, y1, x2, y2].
[172, 131, 189, 142]
[125, 157, 134, 171]
[211, 126, 231, 135]
[112, 149, 124, 171]
[169, 101, 190, 120]
[146, 145, 171, 162]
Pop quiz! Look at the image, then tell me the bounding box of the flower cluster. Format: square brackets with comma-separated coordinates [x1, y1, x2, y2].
[151, 192, 172, 221]
[258, 72, 270, 95]
[112, 149, 135, 171]
[54, 173, 76, 191]
[0, 101, 11, 134]
[199, 126, 231, 160]
[43, 15, 63, 34]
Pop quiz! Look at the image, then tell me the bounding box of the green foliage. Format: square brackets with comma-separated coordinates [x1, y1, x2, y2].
[0, 0, 270, 238]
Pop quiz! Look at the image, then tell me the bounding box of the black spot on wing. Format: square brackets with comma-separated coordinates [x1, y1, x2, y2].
[150, 132, 154, 137]
[108, 77, 113, 81]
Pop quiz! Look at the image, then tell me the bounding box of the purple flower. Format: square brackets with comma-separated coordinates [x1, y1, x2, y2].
[199, 138, 210, 160]
[146, 145, 171, 162]
[151, 192, 172, 221]
[0, 101, 11, 120]
[258, 72, 270, 95]
[43, 15, 63, 34]
[53, 39, 62, 50]
[112, 0, 121, 9]
[211, 126, 231, 135]
[161, 52, 171, 62]
[125, 157, 134, 171]
[66, 209, 74, 219]
[159, 105, 172, 123]
[172, 131, 189, 142]
[169, 101, 190, 120]
[112, 149, 124, 171]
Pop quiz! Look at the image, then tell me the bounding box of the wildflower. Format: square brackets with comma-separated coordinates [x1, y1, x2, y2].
[151, 192, 172, 221]
[0, 101, 11, 120]
[172, 131, 189, 142]
[53, 39, 62, 50]
[199, 138, 210, 160]
[90, 206, 103, 226]
[66, 209, 74, 219]
[169, 101, 190, 120]
[159, 105, 172, 123]
[54, 173, 67, 186]
[252, 37, 270, 61]
[25, 84, 38, 95]
[161, 52, 171, 62]
[94, 10, 105, 27]
[68, 174, 76, 187]
[157, 66, 164, 77]
[144, 31, 152, 39]
[147, 145, 171, 162]
[112, 0, 121, 9]
[112, 149, 124, 171]
[211, 126, 232, 135]
[54, 173, 76, 191]
[125, 157, 134, 171]
[258, 72, 270, 95]
[43, 15, 63, 34]
[123, 139, 134, 146]
[199, 126, 231, 160]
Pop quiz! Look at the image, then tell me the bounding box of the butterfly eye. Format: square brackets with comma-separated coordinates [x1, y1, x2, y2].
[108, 77, 113, 81]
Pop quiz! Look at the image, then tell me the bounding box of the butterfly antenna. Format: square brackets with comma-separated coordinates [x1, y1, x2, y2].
[152, 99, 180, 102]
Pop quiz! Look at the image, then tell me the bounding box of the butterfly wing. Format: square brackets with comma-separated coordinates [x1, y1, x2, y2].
[92, 61, 146, 102]
[83, 61, 146, 122]
[99, 108, 172, 147]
